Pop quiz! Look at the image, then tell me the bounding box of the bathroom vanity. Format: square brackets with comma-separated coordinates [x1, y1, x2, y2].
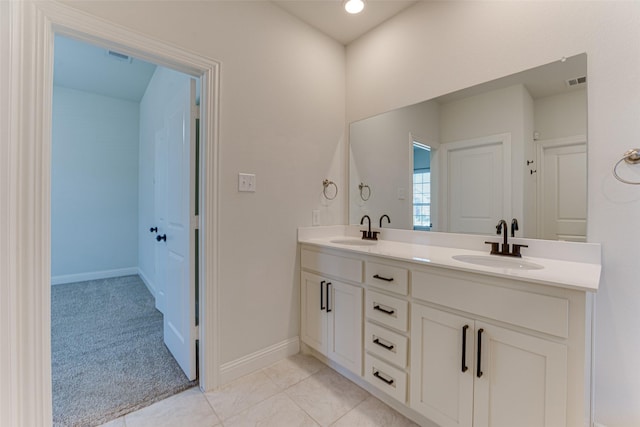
[298, 225, 600, 427]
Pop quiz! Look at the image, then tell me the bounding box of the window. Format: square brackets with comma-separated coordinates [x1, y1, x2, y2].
[413, 170, 431, 230]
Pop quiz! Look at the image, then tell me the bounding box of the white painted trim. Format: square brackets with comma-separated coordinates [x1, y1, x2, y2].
[137, 267, 156, 300]
[219, 337, 300, 385]
[6, 2, 221, 424]
[51, 267, 139, 285]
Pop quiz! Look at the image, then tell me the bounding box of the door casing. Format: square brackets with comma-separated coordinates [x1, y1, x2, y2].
[4, 2, 221, 424]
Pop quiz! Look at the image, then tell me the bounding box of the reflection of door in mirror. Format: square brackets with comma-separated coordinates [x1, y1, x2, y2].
[442, 134, 511, 234]
[537, 137, 587, 242]
[412, 142, 432, 230]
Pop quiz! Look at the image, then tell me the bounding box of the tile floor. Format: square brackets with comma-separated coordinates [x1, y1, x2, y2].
[98, 353, 419, 427]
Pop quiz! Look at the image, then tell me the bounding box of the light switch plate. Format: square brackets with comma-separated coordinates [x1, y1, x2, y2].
[312, 210, 320, 226]
[238, 173, 256, 192]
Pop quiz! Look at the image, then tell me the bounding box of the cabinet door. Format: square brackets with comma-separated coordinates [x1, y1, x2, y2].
[473, 322, 567, 427]
[327, 280, 363, 375]
[300, 272, 327, 355]
[410, 304, 474, 427]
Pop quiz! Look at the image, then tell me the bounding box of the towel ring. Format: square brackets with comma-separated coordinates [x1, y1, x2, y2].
[613, 149, 640, 185]
[322, 179, 338, 200]
[358, 182, 371, 201]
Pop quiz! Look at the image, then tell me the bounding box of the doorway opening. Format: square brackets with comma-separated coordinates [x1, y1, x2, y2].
[51, 34, 203, 425]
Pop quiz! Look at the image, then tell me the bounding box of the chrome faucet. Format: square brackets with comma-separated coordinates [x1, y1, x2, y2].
[485, 219, 528, 257]
[360, 215, 379, 240]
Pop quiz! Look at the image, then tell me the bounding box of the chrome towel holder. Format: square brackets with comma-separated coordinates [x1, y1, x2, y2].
[322, 179, 338, 200]
[613, 149, 640, 185]
[358, 182, 371, 201]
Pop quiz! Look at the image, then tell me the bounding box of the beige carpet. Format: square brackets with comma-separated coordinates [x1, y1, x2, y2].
[51, 275, 197, 427]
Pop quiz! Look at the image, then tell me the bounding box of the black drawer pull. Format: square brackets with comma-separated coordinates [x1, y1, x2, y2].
[373, 274, 394, 282]
[461, 325, 469, 373]
[477, 328, 484, 378]
[373, 338, 395, 351]
[326, 282, 332, 313]
[320, 281, 326, 311]
[373, 371, 394, 385]
[373, 304, 395, 315]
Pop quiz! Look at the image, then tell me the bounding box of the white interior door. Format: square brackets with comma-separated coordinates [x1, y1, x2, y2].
[162, 77, 197, 380]
[444, 134, 510, 234]
[538, 140, 587, 241]
[154, 129, 168, 314]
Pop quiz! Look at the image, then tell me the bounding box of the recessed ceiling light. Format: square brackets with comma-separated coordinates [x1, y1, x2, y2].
[344, 0, 364, 14]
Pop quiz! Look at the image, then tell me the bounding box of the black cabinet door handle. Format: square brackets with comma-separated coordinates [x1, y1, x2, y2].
[477, 328, 484, 378]
[149, 227, 158, 233]
[373, 338, 395, 351]
[156, 234, 166, 242]
[373, 304, 395, 315]
[461, 325, 469, 373]
[373, 274, 394, 282]
[320, 280, 326, 311]
[373, 371, 394, 385]
[326, 282, 332, 313]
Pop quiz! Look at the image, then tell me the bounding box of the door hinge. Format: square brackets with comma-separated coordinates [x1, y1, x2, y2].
[191, 215, 199, 230]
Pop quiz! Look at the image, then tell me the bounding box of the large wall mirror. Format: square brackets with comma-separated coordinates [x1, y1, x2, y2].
[349, 53, 587, 241]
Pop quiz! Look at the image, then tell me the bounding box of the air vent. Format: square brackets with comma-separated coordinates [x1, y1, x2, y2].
[565, 76, 587, 87]
[106, 50, 132, 63]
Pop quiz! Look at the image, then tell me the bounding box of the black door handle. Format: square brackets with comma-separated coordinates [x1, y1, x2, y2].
[149, 227, 158, 233]
[156, 234, 166, 242]
[373, 274, 394, 282]
[320, 280, 326, 311]
[477, 328, 484, 378]
[461, 325, 469, 373]
[326, 282, 332, 313]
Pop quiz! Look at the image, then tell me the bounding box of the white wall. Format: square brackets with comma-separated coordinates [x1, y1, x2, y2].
[61, 0, 346, 364]
[347, 2, 640, 426]
[51, 85, 139, 282]
[535, 88, 587, 141]
[138, 66, 193, 296]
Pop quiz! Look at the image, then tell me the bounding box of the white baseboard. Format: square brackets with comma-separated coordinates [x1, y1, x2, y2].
[137, 267, 156, 298]
[50, 267, 138, 285]
[220, 337, 300, 385]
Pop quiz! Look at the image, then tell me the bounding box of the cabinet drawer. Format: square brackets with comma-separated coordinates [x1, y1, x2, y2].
[365, 261, 408, 295]
[365, 290, 409, 332]
[412, 269, 569, 338]
[301, 248, 363, 283]
[365, 322, 408, 368]
[365, 354, 407, 403]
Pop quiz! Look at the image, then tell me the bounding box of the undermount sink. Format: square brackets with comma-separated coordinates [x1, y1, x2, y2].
[330, 238, 378, 246]
[452, 254, 544, 270]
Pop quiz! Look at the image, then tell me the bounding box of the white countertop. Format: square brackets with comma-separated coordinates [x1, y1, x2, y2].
[298, 226, 601, 292]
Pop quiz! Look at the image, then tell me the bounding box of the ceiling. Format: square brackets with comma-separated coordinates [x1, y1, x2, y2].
[53, 1, 417, 100]
[54, 35, 157, 102]
[273, 0, 419, 45]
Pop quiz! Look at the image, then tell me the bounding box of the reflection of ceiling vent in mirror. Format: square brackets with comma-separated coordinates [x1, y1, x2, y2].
[565, 76, 587, 88]
[106, 50, 132, 63]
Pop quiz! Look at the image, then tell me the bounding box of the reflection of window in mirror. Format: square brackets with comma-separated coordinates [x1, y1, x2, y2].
[413, 142, 431, 230]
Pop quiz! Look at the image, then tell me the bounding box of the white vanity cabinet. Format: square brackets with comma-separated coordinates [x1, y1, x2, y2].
[298, 235, 596, 427]
[300, 249, 364, 375]
[410, 267, 581, 427]
[411, 304, 567, 427]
